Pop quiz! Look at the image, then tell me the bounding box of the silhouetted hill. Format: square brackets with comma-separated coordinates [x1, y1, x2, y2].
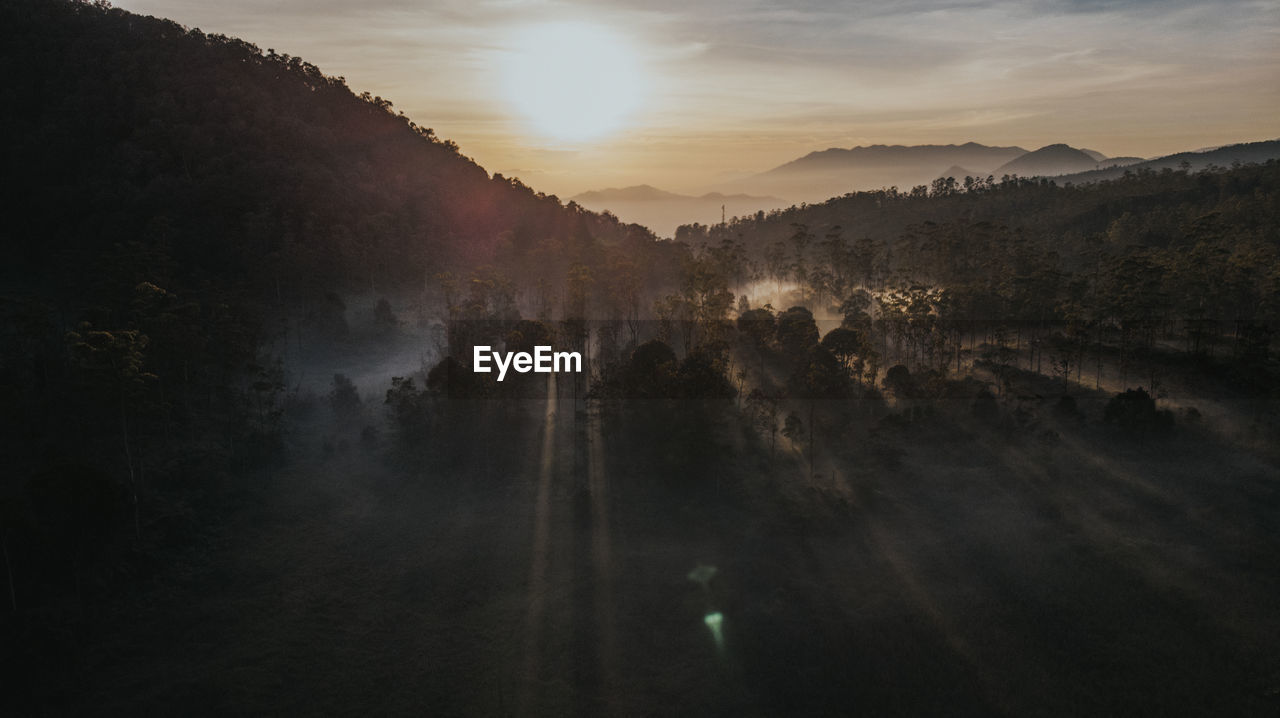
[732, 142, 1027, 202]
[0, 0, 643, 301]
[993, 144, 1100, 177]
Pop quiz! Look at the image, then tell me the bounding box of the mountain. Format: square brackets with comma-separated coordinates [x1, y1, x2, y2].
[573, 185, 689, 203]
[992, 144, 1101, 177]
[764, 142, 1027, 176]
[1054, 140, 1280, 184]
[1080, 148, 1107, 162]
[572, 185, 785, 238]
[733, 142, 1028, 202]
[937, 165, 981, 180]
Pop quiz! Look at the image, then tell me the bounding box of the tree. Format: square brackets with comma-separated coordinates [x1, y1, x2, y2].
[882, 364, 914, 400]
[329, 373, 362, 417]
[385, 376, 431, 442]
[746, 388, 781, 459]
[819, 225, 851, 299]
[821, 327, 866, 379]
[787, 346, 850, 477]
[676, 352, 737, 400]
[764, 241, 790, 296]
[623, 340, 679, 399]
[788, 224, 814, 304]
[776, 306, 819, 359]
[1104, 388, 1174, 436]
[66, 326, 156, 541]
[678, 252, 735, 352]
[374, 297, 399, 333]
[782, 411, 804, 446]
[840, 289, 874, 330]
[737, 306, 776, 353]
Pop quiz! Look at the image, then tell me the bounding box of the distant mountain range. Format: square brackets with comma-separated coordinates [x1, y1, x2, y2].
[574, 139, 1280, 236]
[737, 142, 1025, 200]
[765, 142, 1027, 176]
[570, 185, 784, 238]
[934, 146, 1145, 183]
[719, 141, 1165, 202]
[1052, 140, 1280, 184]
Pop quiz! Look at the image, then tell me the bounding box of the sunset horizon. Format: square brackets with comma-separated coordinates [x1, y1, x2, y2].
[113, 0, 1279, 198]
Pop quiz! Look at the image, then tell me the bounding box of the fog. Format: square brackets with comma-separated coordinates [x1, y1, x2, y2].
[113, 291, 1271, 716]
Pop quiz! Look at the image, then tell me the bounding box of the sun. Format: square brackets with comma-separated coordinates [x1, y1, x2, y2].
[501, 22, 646, 143]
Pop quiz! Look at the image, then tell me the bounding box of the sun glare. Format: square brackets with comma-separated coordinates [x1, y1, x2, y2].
[501, 22, 646, 143]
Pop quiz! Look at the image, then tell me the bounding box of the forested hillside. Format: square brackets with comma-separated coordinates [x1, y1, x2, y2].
[678, 163, 1280, 367]
[0, 0, 656, 292]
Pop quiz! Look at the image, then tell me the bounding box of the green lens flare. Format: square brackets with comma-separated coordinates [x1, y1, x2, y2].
[704, 611, 725, 652]
[688, 564, 717, 588]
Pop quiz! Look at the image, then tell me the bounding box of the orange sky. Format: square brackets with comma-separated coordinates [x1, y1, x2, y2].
[117, 0, 1279, 198]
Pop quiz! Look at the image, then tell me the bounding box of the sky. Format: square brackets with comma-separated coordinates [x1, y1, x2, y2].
[115, 0, 1280, 197]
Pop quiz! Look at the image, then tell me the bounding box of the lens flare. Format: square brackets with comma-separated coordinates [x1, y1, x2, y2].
[704, 611, 725, 652]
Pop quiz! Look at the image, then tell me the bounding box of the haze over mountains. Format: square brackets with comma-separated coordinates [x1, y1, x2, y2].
[991, 144, 1106, 178]
[743, 142, 1025, 200]
[737, 141, 1157, 201]
[571, 185, 783, 238]
[575, 139, 1280, 237]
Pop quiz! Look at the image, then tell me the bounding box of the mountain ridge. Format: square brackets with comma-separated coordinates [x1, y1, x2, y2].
[1053, 139, 1280, 184]
[992, 144, 1101, 177]
[0, 0, 649, 296]
[762, 141, 1028, 176]
[729, 142, 1029, 202]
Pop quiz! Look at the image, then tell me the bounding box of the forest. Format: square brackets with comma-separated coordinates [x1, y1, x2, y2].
[2, 0, 1279, 715]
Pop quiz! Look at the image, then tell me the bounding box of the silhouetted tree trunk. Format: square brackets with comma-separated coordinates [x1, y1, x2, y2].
[808, 400, 815, 479]
[122, 400, 140, 543]
[3, 533, 15, 612]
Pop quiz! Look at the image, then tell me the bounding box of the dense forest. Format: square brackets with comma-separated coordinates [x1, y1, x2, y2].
[666, 164, 1280, 391]
[2, 1, 1279, 715]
